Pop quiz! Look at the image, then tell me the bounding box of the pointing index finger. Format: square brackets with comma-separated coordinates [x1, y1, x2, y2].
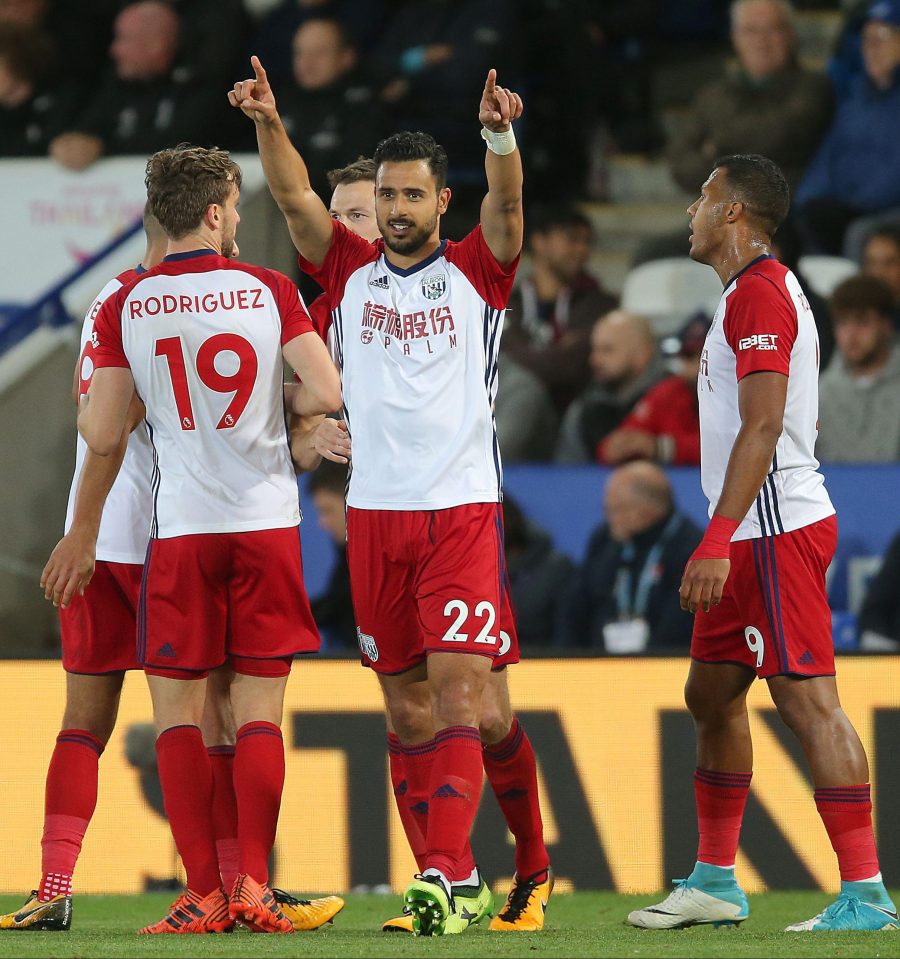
[485, 68, 497, 95]
[251, 55, 267, 84]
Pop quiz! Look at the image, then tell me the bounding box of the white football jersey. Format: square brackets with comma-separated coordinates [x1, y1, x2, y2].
[698, 255, 834, 541]
[301, 223, 518, 510]
[65, 268, 153, 564]
[92, 251, 314, 538]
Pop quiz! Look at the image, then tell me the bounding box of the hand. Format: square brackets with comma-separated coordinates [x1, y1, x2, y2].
[228, 55, 278, 124]
[49, 133, 103, 170]
[679, 557, 730, 614]
[40, 527, 97, 609]
[479, 68, 523, 132]
[602, 429, 657, 464]
[313, 419, 351, 464]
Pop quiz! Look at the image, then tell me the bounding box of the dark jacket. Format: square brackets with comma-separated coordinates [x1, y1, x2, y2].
[506, 520, 575, 646]
[311, 544, 357, 651]
[558, 511, 702, 650]
[859, 531, 900, 643]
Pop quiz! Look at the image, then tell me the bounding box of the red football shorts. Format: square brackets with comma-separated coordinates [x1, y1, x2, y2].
[347, 503, 520, 674]
[691, 515, 837, 678]
[60, 560, 143, 674]
[139, 526, 320, 678]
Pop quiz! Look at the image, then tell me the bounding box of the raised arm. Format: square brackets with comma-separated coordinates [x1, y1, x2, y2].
[228, 56, 334, 266]
[478, 68, 524, 267]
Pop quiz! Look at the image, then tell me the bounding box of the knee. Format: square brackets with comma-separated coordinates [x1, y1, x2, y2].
[685, 680, 736, 730]
[431, 677, 483, 728]
[388, 694, 432, 742]
[774, 694, 835, 739]
[478, 690, 513, 745]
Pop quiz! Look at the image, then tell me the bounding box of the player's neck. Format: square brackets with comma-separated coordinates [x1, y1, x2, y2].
[166, 232, 220, 258]
[383, 236, 443, 272]
[711, 236, 771, 287]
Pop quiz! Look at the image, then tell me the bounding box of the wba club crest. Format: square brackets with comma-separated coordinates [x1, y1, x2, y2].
[421, 272, 446, 300]
[357, 626, 379, 662]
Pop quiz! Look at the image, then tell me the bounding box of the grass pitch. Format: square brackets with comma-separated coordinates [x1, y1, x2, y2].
[0, 890, 897, 958]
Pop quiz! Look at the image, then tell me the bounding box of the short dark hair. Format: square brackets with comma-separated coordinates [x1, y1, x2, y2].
[829, 274, 895, 318]
[713, 154, 790, 236]
[326, 156, 376, 190]
[864, 223, 900, 254]
[526, 204, 593, 242]
[307, 457, 348, 496]
[373, 132, 449, 190]
[145, 144, 242, 240]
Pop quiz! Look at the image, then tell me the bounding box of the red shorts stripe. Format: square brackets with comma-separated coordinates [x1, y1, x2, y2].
[60, 560, 143, 673]
[140, 526, 319, 675]
[347, 503, 520, 674]
[691, 515, 837, 678]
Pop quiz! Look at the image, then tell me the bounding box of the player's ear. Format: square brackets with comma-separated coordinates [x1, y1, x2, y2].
[438, 187, 451, 214]
[726, 200, 743, 223]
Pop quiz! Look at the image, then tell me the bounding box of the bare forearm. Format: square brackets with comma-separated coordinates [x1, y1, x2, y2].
[481, 149, 523, 262]
[256, 115, 314, 214]
[70, 432, 129, 533]
[715, 424, 781, 522]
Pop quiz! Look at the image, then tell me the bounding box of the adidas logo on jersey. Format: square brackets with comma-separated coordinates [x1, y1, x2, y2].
[797, 649, 815, 665]
[157, 643, 176, 658]
[369, 275, 390, 289]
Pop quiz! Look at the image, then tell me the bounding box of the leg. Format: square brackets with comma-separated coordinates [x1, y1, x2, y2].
[768, 674, 896, 931]
[480, 669, 554, 933]
[146, 673, 221, 898]
[627, 661, 754, 930]
[39, 674, 124, 906]
[201, 665, 238, 892]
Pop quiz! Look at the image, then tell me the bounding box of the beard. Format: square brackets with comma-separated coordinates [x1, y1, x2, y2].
[380, 208, 439, 256]
[221, 232, 236, 259]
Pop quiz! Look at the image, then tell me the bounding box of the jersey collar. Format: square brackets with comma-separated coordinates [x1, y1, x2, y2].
[162, 249, 220, 263]
[382, 239, 448, 277]
[725, 253, 774, 289]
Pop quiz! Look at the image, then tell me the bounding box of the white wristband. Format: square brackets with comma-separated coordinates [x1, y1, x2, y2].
[481, 126, 517, 156]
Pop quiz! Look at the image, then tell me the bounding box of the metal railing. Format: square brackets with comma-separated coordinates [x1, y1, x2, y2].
[0, 216, 144, 354]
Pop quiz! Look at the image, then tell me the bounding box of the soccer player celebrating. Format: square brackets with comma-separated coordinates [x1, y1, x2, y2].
[291, 158, 551, 935]
[627, 154, 897, 933]
[78, 145, 342, 934]
[231, 59, 551, 935]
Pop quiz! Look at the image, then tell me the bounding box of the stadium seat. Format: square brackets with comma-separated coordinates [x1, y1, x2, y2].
[620, 257, 724, 336]
[797, 254, 858, 299]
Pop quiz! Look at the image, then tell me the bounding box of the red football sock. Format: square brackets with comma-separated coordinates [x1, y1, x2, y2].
[40, 729, 104, 900]
[156, 725, 220, 896]
[234, 722, 285, 886]
[207, 745, 239, 891]
[425, 726, 484, 882]
[694, 767, 752, 867]
[388, 734, 427, 870]
[482, 716, 549, 877]
[814, 785, 880, 881]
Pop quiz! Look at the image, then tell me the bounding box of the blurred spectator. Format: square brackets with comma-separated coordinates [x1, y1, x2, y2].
[861, 224, 900, 326]
[555, 310, 667, 464]
[558, 462, 702, 651]
[794, 0, 900, 257]
[494, 354, 559, 463]
[858, 528, 900, 650]
[0, 0, 116, 90]
[502, 493, 573, 647]
[247, 0, 384, 84]
[502, 206, 617, 412]
[165, 0, 251, 84]
[307, 460, 356, 651]
[0, 23, 79, 156]
[48, 1, 237, 170]
[817, 275, 900, 462]
[371, 0, 518, 188]
[666, 0, 833, 195]
[268, 17, 386, 200]
[597, 312, 709, 467]
[772, 218, 835, 367]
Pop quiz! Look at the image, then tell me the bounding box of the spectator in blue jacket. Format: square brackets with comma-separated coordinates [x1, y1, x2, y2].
[794, 0, 900, 257]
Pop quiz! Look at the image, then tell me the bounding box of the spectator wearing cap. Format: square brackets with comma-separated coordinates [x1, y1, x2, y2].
[503, 205, 618, 412]
[794, 0, 900, 257]
[597, 312, 709, 467]
[817, 274, 900, 462]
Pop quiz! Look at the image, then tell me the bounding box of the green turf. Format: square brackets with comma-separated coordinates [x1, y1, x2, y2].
[0, 891, 897, 958]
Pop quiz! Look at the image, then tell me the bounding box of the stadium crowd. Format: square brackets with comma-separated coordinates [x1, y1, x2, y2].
[2, 0, 899, 654]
